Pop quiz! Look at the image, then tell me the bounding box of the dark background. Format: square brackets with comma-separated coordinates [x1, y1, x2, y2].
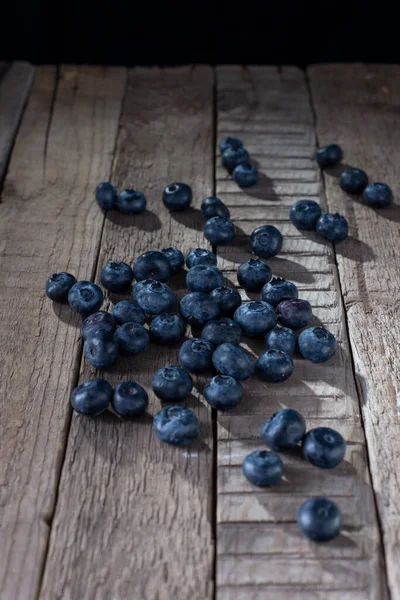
[1, 0, 398, 66]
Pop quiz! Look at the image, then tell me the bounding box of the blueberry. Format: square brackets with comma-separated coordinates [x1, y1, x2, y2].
[210, 286, 242, 317]
[219, 136, 243, 153]
[45, 272, 76, 302]
[340, 168, 368, 194]
[162, 182, 192, 211]
[152, 366, 193, 402]
[100, 261, 134, 293]
[201, 196, 230, 219]
[204, 375, 243, 411]
[290, 200, 322, 230]
[112, 381, 148, 418]
[202, 317, 242, 346]
[68, 281, 103, 315]
[179, 338, 214, 373]
[186, 265, 224, 293]
[95, 182, 116, 210]
[363, 182, 393, 208]
[237, 259, 272, 292]
[277, 299, 312, 330]
[112, 300, 146, 326]
[302, 427, 346, 469]
[212, 343, 254, 380]
[316, 144, 343, 169]
[298, 326, 337, 363]
[179, 292, 220, 327]
[81, 311, 116, 340]
[250, 225, 282, 258]
[233, 163, 258, 187]
[71, 378, 112, 416]
[221, 146, 249, 173]
[136, 280, 175, 315]
[161, 247, 185, 275]
[265, 325, 297, 355]
[261, 408, 306, 451]
[316, 213, 348, 242]
[186, 248, 217, 268]
[261, 277, 298, 308]
[256, 349, 293, 383]
[114, 322, 149, 356]
[84, 334, 119, 369]
[116, 189, 146, 214]
[242, 450, 283, 487]
[298, 497, 342, 542]
[149, 314, 186, 345]
[131, 279, 152, 302]
[153, 405, 199, 446]
[133, 251, 171, 282]
[233, 301, 276, 337]
[204, 216, 235, 245]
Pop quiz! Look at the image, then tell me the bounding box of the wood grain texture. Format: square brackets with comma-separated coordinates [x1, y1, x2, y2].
[215, 66, 387, 599]
[0, 61, 35, 186]
[40, 67, 215, 600]
[0, 65, 126, 600]
[309, 63, 400, 599]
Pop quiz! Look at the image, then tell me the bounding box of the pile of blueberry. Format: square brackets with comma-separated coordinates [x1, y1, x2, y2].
[220, 137, 258, 188]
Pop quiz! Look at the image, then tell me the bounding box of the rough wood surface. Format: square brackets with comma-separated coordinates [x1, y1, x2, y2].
[0, 65, 126, 600]
[215, 66, 387, 599]
[40, 67, 215, 600]
[309, 63, 400, 599]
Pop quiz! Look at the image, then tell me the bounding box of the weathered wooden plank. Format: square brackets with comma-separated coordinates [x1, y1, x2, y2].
[40, 67, 215, 600]
[0, 66, 126, 600]
[215, 66, 387, 598]
[309, 63, 400, 600]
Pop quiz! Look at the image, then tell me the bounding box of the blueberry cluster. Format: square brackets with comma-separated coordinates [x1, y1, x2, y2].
[96, 182, 147, 214]
[220, 137, 258, 188]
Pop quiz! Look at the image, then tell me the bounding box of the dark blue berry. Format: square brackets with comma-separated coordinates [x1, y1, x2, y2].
[131, 279, 152, 302]
[233, 301, 276, 337]
[112, 381, 148, 417]
[290, 200, 322, 230]
[81, 311, 116, 340]
[95, 182, 116, 210]
[100, 261, 133, 293]
[265, 325, 297, 355]
[116, 189, 146, 214]
[210, 286, 242, 317]
[256, 349, 293, 383]
[161, 247, 184, 275]
[186, 265, 224, 293]
[298, 497, 342, 541]
[179, 292, 220, 327]
[162, 182, 192, 211]
[202, 317, 242, 346]
[133, 251, 171, 282]
[212, 343, 254, 381]
[71, 378, 112, 416]
[179, 338, 214, 373]
[316, 213, 348, 241]
[261, 277, 298, 308]
[204, 375, 242, 411]
[201, 196, 230, 219]
[363, 182, 393, 208]
[136, 280, 175, 315]
[302, 427, 346, 469]
[340, 168, 368, 194]
[112, 300, 146, 326]
[250, 225, 282, 258]
[242, 450, 283, 487]
[204, 216, 235, 245]
[153, 405, 199, 446]
[152, 366, 193, 402]
[84, 334, 119, 368]
[298, 326, 337, 363]
[277, 298, 312, 330]
[219, 136, 243, 153]
[261, 408, 306, 451]
[149, 313, 186, 345]
[221, 146, 249, 173]
[316, 144, 343, 169]
[186, 248, 217, 268]
[237, 259, 272, 292]
[68, 281, 103, 315]
[114, 322, 149, 356]
[233, 163, 258, 187]
[45, 272, 76, 302]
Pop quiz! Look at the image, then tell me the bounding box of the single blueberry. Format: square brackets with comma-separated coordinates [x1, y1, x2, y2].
[133, 251, 171, 282]
[219, 136, 243, 154]
[204, 375, 243, 411]
[316, 213, 349, 242]
[277, 299, 312, 330]
[84, 334, 119, 369]
[302, 427, 346, 469]
[153, 405, 199, 446]
[114, 322, 149, 356]
[212, 343, 255, 381]
[95, 182, 116, 210]
[112, 300, 146, 326]
[45, 272, 76, 302]
[290, 200, 322, 230]
[265, 325, 297, 355]
[136, 280, 175, 315]
[149, 313, 186, 345]
[201, 196, 230, 219]
[221, 146, 249, 173]
[250, 225, 283, 258]
[161, 247, 185, 275]
[179, 338, 214, 373]
[233, 163, 258, 187]
[340, 168, 368, 194]
[179, 292, 220, 327]
[186, 248, 217, 268]
[204, 216, 235, 245]
[100, 261, 134, 293]
[81, 311, 116, 340]
[261, 277, 298, 308]
[298, 497, 342, 542]
[116, 189, 146, 214]
[237, 258, 272, 292]
[261, 408, 306, 451]
[233, 301, 277, 337]
[131, 279, 153, 302]
[112, 381, 148, 418]
[162, 182, 192, 211]
[316, 144, 343, 169]
[242, 450, 283, 487]
[256, 349, 294, 383]
[210, 286, 242, 317]
[186, 265, 224, 293]
[202, 317, 242, 346]
[68, 281, 103, 315]
[363, 182, 393, 208]
[298, 326, 337, 363]
[152, 366, 193, 402]
[71, 378, 112, 416]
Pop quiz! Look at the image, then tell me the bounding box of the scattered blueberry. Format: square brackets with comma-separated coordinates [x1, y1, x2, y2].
[116, 189, 146, 214]
[242, 450, 283, 487]
[100, 261, 134, 293]
[265, 325, 297, 355]
[68, 281, 104, 315]
[256, 349, 293, 383]
[84, 334, 119, 369]
[261, 408, 306, 451]
[114, 322, 149, 356]
[202, 317, 242, 346]
[131, 279, 151, 302]
[237, 259, 272, 292]
[203, 375, 243, 411]
[112, 300, 146, 326]
[162, 182, 192, 211]
[179, 338, 214, 374]
[81, 311, 116, 340]
[201, 196, 230, 219]
[363, 182, 393, 208]
[161, 247, 185, 275]
[233, 301, 277, 337]
[179, 292, 220, 327]
[136, 280, 175, 315]
[186, 265, 224, 293]
[95, 182, 116, 210]
[339, 168, 368, 194]
[45, 272, 77, 302]
[212, 343, 255, 380]
[298, 326, 337, 363]
[221, 146, 249, 173]
[250, 225, 283, 258]
[112, 381, 148, 418]
[316, 213, 349, 241]
[133, 251, 171, 282]
[277, 299, 312, 330]
[210, 286, 242, 317]
[186, 248, 217, 268]
[233, 163, 258, 187]
[149, 314, 186, 345]
[152, 366, 193, 402]
[153, 405, 199, 446]
[302, 427, 346, 469]
[261, 277, 298, 308]
[71, 378, 112, 416]
[290, 200, 322, 230]
[219, 136, 243, 154]
[204, 216, 235, 245]
[316, 144, 343, 169]
[298, 497, 342, 542]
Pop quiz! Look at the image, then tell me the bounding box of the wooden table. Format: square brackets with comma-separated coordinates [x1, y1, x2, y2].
[0, 62, 399, 600]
